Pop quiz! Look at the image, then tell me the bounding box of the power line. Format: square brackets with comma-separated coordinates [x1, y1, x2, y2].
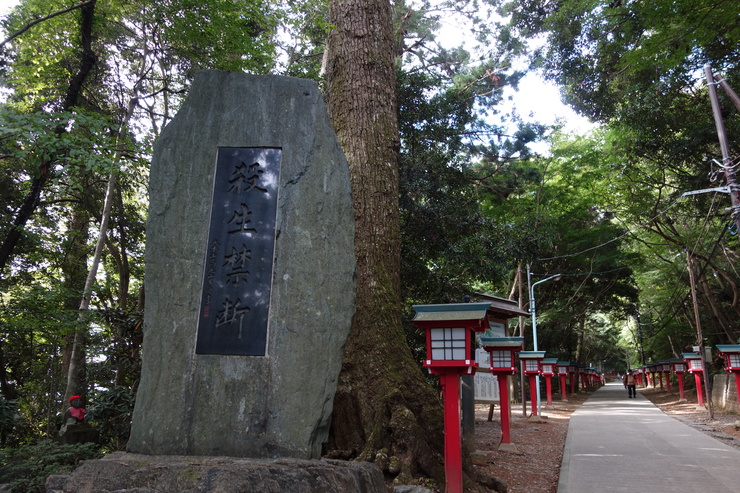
[531, 267, 630, 278]
[538, 194, 686, 261]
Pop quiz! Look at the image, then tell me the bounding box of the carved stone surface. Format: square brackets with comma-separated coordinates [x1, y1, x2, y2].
[195, 147, 282, 356]
[46, 453, 385, 493]
[127, 71, 355, 459]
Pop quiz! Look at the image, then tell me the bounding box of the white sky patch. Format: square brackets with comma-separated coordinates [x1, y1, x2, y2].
[508, 72, 594, 135]
[0, 0, 17, 20]
[435, 7, 596, 143]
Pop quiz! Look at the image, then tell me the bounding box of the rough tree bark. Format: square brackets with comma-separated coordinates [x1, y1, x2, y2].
[323, 0, 449, 486]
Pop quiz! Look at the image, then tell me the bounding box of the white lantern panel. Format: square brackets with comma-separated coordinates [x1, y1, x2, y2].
[429, 327, 467, 361]
[452, 348, 466, 360]
[689, 359, 703, 370]
[729, 354, 740, 367]
[525, 360, 539, 372]
[491, 350, 511, 368]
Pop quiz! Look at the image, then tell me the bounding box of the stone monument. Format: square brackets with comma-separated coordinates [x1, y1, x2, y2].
[127, 71, 356, 459]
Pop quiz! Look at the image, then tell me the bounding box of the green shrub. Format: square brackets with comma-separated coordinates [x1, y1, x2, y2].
[86, 386, 135, 451]
[0, 439, 101, 493]
[0, 397, 14, 446]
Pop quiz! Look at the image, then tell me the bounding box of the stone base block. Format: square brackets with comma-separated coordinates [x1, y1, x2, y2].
[497, 443, 521, 454]
[470, 451, 493, 465]
[46, 452, 385, 493]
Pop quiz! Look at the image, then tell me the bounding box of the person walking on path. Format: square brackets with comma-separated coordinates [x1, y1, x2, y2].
[625, 371, 637, 398]
[558, 381, 740, 493]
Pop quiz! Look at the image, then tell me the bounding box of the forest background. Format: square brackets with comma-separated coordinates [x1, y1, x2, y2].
[0, 0, 739, 491]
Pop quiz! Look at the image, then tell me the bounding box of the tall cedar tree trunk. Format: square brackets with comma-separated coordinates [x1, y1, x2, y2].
[324, 0, 447, 485]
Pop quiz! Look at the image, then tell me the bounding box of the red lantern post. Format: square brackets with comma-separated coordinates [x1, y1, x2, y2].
[557, 361, 570, 401]
[661, 362, 672, 393]
[716, 345, 740, 406]
[668, 359, 688, 402]
[578, 364, 588, 390]
[412, 303, 490, 493]
[633, 367, 643, 387]
[540, 358, 558, 406]
[683, 353, 706, 409]
[480, 336, 525, 452]
[569, 363, 579, 394]
[520, 351, 546, 417]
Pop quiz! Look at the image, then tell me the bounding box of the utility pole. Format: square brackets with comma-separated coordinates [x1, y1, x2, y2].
[704, 65, 740, 233]
[686, 250, 715, 419]
[713, 74, 740, 111]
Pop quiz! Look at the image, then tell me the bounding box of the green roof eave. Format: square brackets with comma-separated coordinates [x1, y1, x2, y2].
[411, 302, 491, 323]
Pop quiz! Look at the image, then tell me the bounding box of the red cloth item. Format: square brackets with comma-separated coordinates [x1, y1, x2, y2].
[69, 395, 82, 402]
[69, 407, 85, 421]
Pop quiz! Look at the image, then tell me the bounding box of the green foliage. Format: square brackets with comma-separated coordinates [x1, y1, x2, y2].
[0, 284, 75, 442]
[0, 396, 15, 446]
[0, 108, 121, 180]
[0, 439, 101, 493]
[279, 0, 331, 78]
[142, 0, 278, 74]
[398, 66, 537, 307]
[86, 386, 135, 450]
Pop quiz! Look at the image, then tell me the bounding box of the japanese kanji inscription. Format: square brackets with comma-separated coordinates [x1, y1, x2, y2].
[196, 147, 281, 355]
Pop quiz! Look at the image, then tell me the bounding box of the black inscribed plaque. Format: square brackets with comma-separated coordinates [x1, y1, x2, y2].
[196, 147, 281, 355]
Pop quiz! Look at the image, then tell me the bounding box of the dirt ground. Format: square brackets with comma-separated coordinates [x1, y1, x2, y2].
[637, 385, 740, 449]
[471, 389, 591, 493]
[471, 381, 740, 493]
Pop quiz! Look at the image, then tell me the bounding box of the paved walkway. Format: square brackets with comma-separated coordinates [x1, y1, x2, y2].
[558, 381, 740, 493]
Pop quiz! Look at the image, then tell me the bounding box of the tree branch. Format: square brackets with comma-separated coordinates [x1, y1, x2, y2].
[1, 0, 95, 46]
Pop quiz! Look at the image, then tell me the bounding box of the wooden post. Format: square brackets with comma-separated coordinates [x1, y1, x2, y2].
[705, 65, 740, 233]
[686, 251, 714, 417]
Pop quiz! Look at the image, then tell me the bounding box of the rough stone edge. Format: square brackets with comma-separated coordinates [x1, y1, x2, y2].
[46, 452, 385, 493]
